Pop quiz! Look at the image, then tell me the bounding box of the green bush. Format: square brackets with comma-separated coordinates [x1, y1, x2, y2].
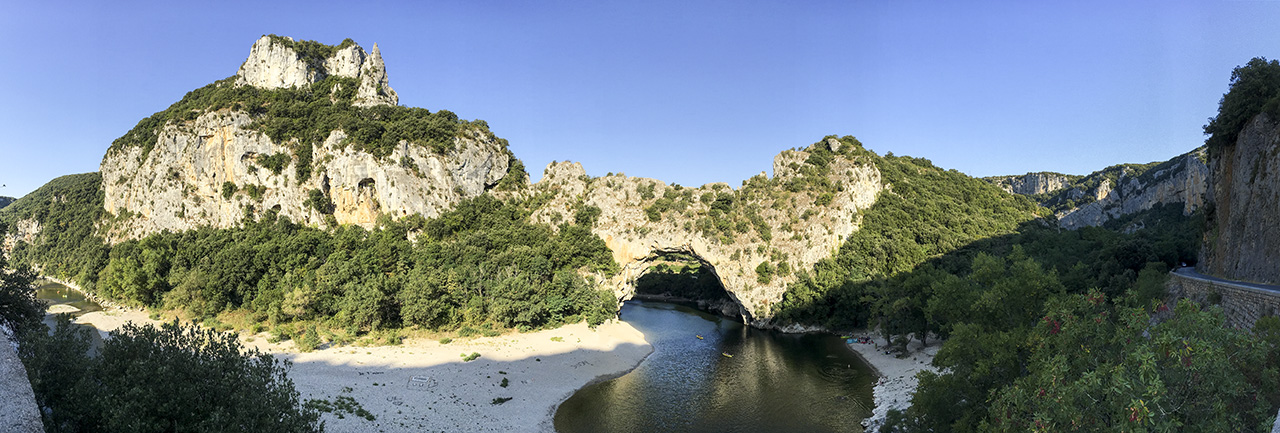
[20, 319, 321, 432]
[258, 153, 291, 175]
[221, 182, 238, 199]
[755, 261, 774, 284]
[297, 326, 321, 352]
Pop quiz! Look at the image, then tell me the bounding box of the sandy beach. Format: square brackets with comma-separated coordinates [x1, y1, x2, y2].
[68, 307, 652, 433]
[845, 332, 939, 432]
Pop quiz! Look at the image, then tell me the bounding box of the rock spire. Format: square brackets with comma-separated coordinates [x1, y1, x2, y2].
[235, 35, 398, 107]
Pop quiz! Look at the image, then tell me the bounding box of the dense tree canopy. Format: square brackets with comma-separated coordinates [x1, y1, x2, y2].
[88, 195, 619, 335]
[4, 172, 620, 343]
[1204, 57, 1280, 156]
[20, 318, 322, 433]
[0, 173, 108, 291]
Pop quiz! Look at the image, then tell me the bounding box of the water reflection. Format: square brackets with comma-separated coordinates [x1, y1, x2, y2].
[35, 279, 105, 353]
[555, 301, 873, 433]
[35, 279, 102, 316]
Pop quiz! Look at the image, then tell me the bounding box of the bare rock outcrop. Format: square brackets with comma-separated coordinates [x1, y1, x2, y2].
[0, 218, 40, 257]
[992, 149, 1209, 230]
[1055, 150, 1208, 229]
[1201, 113, 1280, 285]
[986, 172, 1074, 196]
[236, 35, 398, 107]
[101, 110, 508, 242]
[530, 142, 883, 324]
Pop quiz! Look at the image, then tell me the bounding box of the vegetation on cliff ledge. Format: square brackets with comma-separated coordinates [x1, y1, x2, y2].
[106, 74, 514, 183]
[1204, 57, 1280, 157]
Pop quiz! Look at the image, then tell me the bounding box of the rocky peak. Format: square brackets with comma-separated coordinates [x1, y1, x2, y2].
[235, 35, 398, 107]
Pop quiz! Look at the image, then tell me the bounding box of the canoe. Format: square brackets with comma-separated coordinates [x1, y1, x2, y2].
[722, 352, 733, 358]
[696, 335, 704, 340]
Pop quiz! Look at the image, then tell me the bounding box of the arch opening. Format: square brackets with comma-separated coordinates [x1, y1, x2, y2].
[623, 248, 751, 322]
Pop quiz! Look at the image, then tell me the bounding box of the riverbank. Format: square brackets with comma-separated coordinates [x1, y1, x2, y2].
[63, 302, 651, 433]
[845, 332, 939, 432]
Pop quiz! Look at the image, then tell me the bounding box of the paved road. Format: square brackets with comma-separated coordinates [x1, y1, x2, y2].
[1173, 267, 1280, 294]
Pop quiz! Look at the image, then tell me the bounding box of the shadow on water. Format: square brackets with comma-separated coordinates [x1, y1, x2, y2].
[554, 301, 875, 433]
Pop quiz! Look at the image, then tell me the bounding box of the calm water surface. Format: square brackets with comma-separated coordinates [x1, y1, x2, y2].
[35, 279, 103, 316]
[36, 279, 106, 352]
[555, 300, 874, 433]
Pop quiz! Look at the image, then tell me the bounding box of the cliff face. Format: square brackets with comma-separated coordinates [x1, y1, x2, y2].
[529, 138, 883, 324]
[1054, 150, 1208, 229]
[990, 149, 1209, 230]
[986, 172, 1075, 196]
[99, 37, 509, 242]
[1202, 113, 1280, 285]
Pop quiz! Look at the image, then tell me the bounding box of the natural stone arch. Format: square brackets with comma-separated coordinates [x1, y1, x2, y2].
[611, 244, 753, 322]
[531, 140, 885, 326]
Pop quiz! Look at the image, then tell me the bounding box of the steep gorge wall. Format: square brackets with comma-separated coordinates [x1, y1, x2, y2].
[1201, 113, 1280, 285]
[989, 149, 1209, 230]
[1054, 150, 1208, 229]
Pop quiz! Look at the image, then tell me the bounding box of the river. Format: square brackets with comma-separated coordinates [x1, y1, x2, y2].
[554, 300, 875, 433]
[35, 279, 103, 317]
[35, 279, 105, 351]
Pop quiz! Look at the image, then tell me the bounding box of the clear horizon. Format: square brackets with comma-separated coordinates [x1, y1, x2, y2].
[3, 0, 1279, 198]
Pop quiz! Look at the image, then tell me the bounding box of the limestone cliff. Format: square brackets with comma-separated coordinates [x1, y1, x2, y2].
[1053, 149, 1208, 229]
[99, 37, 511, 242]
[527, 137, 883, 324]
[1201, 113, 1280, 285]
[236, 35, 397, 107]
[990, 149, 1209, 230]
[985, 172, 1076, 196]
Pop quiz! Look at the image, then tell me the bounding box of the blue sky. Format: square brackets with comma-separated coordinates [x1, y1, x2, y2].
[2, 0, 1279, 198]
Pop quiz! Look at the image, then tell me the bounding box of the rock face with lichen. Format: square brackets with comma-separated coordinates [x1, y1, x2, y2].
[1201, 113, 1280, 285]
[528, 137, 883, 325]
[99, 37, 510, 242]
